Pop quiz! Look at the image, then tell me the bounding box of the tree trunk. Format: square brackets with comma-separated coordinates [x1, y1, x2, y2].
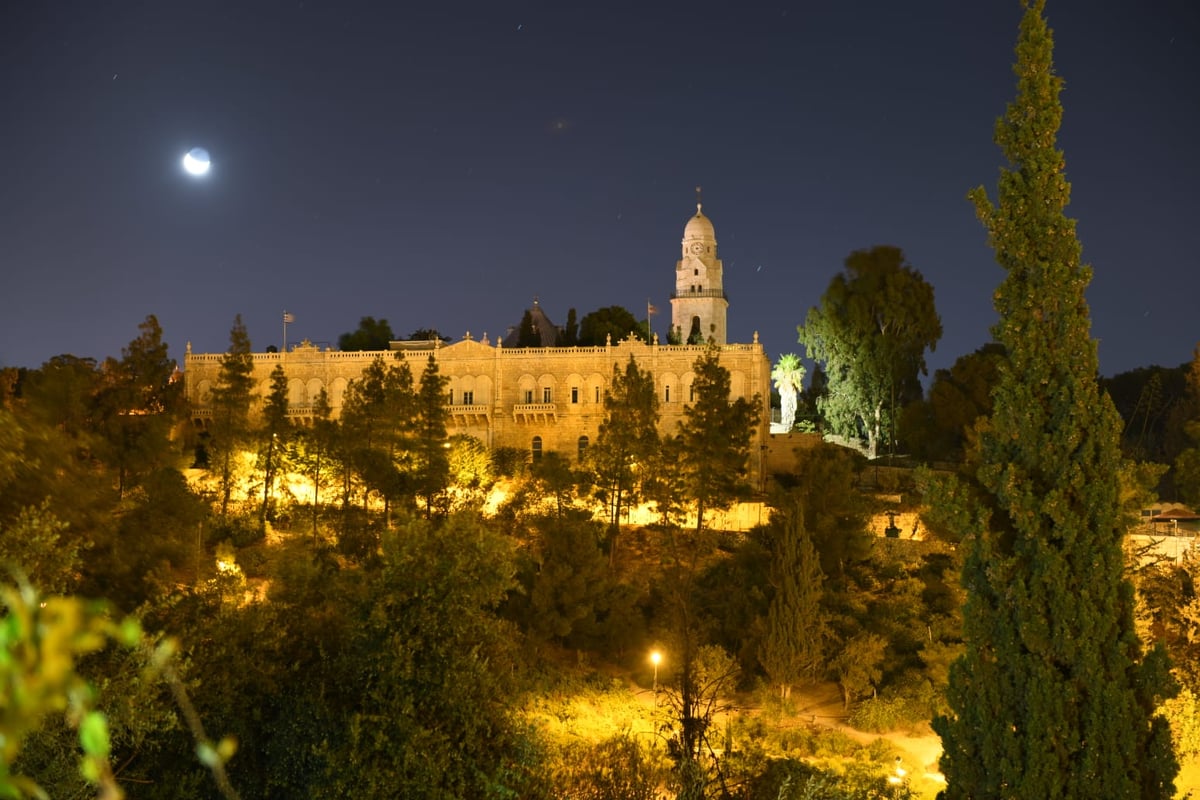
[312, 451, 321, 544]
[261, 439, 275, 525]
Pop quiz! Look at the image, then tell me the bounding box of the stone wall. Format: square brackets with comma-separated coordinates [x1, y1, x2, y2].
[763, 431, 825, 476]
[185, 335, 773, 486]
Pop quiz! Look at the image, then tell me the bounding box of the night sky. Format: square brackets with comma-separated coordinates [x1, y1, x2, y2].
[3, 1, 1197, 379]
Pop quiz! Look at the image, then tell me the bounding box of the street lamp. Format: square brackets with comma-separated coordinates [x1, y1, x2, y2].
[650, 649, 662, 692]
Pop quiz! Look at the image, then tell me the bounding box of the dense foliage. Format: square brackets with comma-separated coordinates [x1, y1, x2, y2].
[935, 2, 1178, 796]
[336, 316, 395, 351]
[798, 246, 941, 457]
[1, 318, 974, 799]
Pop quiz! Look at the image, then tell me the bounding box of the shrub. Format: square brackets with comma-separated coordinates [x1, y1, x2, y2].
[209, 514, 263, 548]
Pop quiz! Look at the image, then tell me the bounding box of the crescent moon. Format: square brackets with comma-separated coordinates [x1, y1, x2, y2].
[182, 148, 211, 176]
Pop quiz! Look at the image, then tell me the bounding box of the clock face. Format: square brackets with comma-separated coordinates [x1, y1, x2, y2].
[690, 242, 705, 255]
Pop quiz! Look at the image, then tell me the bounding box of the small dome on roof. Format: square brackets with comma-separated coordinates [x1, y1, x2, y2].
[683, 203, 715, 241]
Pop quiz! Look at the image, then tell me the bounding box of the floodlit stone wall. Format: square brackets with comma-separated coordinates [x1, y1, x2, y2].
[184, 334, 773, 487]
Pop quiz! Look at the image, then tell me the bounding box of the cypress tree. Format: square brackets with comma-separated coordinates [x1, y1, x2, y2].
[517, 310, 539, 348]
[935, 2, 1177, 797]
[758, 497, 826, 700]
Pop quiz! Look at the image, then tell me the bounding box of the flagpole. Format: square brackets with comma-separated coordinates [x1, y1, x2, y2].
[283, 311, 288, 353]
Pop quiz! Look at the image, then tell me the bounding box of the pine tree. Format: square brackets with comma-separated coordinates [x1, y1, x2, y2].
[414, 354, 450, 518]
[677, 348, 756, 532]
[586, 356, 659, 563]
[208, 315, 255, 519]
[259, 363, 290, 525]
[304, 387, 334, 542]
[340, 355, 415, 522]
[935, 3, 1178, 796]
[95, 314, 181, 498]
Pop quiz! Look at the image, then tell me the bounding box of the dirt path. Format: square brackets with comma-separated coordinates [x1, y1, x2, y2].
[748, 681, 944, 780]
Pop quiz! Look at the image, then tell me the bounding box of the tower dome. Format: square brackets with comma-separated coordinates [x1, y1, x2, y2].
[671, 198, 727, 345]
[683, 203, 716, 243]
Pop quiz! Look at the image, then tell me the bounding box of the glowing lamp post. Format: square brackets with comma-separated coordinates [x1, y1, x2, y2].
[650, 649, 662, 693]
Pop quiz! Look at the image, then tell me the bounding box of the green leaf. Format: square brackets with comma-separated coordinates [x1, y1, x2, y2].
[78, 710, 111, 758]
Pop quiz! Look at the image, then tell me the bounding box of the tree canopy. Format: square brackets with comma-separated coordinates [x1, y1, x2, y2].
[209, 315, 256, 520]
[677, 348, 757, 532]
[797, 245, 941, 457]
[578, 306, 643, 346]
[407, 328, 449, 342]
[1173, 344, 1200, 506]
[585, 356, 659, 560]
[935, 2, 1178, 796]
[900, 343, 1005, 463]
[337, 316, 395, 351]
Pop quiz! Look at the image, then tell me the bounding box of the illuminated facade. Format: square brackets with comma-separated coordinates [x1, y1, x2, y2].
[671, 202, 728, 345]
[184, 204, 772, 484]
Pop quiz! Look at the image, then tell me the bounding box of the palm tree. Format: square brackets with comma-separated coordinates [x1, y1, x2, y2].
[771, 354, 805, 431]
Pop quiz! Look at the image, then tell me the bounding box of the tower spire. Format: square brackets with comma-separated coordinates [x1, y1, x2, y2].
[695, 185, 703, 214]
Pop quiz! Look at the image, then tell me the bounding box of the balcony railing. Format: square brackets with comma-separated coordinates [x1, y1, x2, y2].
[446, 403, 491, 425]
[669, 288, 728, 301]
[512, 402, 557, 422]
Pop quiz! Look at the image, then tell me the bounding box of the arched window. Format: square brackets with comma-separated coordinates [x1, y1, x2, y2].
[532, 436, 543, 462]
[664, 385, 671, 403]
[577, 435, 589, 459]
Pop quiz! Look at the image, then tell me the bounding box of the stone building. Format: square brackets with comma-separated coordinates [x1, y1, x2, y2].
[672, 201, 728, 345]
[184, 203, 773, 485]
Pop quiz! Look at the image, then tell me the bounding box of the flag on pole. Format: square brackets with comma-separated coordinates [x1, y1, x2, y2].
[647, 302, 658, 316]
[283, 312, 295, 324]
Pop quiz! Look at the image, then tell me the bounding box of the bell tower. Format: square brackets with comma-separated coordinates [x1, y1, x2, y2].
[670, 188, 728, 345]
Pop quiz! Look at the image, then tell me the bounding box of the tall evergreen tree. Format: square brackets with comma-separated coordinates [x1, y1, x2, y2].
[516, 310, 539, 348]
[307, 387, 334, 541]
[414, 354, 450, 517]
[208, 315, 255, 519]
[95, 315, 181, 498]
[259, 363, 290, 525]
[758, 496, 826, 699]
[586, 356, 659, 563]
[340, 356, 415, 520]
[561, 308, 579, 347]
[677, 348, 756, 532]
[935, 3, 1177, 797]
